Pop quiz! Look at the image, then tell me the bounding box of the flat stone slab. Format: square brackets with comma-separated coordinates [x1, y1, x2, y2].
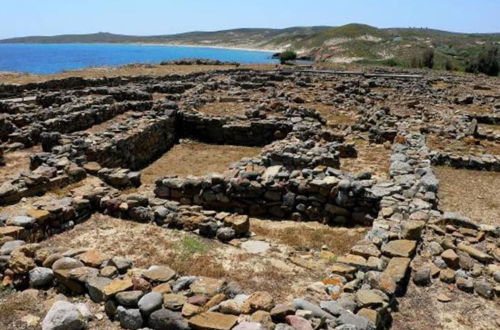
[382, 240, 417, 257]
[241, 240, 271, 254]
[188, 311, 238, 330]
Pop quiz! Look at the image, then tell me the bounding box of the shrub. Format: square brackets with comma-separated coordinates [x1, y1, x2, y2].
[421, 49, 434, 68]
[279, 50, 297, 64]
[383, 58, 400, 67]
[444, 59, 455, 71]
[410, 48, 434, 69]
[465, 46, 499, 76]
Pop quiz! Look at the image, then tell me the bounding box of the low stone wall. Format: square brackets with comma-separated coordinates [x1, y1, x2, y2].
[83, 110, 178, 170]
[0, 68, 255, 98]
[9, 101, 153, 148]
[155, 135, 376, 224]
[177, 111, 293, 146]
[0, 161, 87, 206]
[467, 114, 500, 125]
[430, 151, 500, 171]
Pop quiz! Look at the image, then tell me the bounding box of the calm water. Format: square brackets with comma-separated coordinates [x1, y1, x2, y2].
[0, 43, 276, 74]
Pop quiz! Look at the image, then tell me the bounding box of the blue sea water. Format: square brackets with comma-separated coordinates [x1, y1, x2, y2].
[0, 43, 277, 74]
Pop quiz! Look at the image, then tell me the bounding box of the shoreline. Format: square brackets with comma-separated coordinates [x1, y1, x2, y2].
[0, 41, 282, 54]
[130, 42, 282, 53]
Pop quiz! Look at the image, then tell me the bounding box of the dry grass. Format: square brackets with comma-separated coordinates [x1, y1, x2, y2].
[341, 138, 391, 180]
[250, 218, 367, 255]
[39, 214, 339, 301]
[479, 124, 500, 134]
[0, 146, 42, 182]
[83, 112, 135, 134]
[435, 166, 500, 225]
[0, 63, 275, 85]
[431, 81, 451, 90]
[197, 101, 250, 117]
[427, 134, 500, 156]
[0, 288, 121, 330]
[0, 289, 46, 330]
[306, 103, 358, 127]
[454, 105, 495, 115]
[140, 140, 261, 186]
[392, 280, 500, 330]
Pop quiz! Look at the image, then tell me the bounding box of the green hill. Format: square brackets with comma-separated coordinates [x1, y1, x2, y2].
[1, 24, 499, 71]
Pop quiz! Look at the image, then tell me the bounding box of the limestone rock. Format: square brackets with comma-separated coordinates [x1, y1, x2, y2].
[42, 301, 86, 330]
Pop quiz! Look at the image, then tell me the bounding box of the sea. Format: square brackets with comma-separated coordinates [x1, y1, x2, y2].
[0, 43, 277, 74]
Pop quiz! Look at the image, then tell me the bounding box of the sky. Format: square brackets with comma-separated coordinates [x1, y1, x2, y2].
[1, 0, 499, 39]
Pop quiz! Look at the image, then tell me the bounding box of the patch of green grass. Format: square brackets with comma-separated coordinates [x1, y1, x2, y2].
[0, 284, 14, 299]
[174, 236, 209, 259]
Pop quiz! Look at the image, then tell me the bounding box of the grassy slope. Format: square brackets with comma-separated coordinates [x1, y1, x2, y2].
[1, 24, 498, 69]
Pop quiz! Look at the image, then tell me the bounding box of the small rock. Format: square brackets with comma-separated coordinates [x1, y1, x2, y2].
[413, 267, 431, 286]
[29, 267, 54, 287]
[143, 265, 176, 282]
[117, 306, 143, 329]
[285, 315, 313, 330]
[138, 292, 163, 316]
[188, 311, 238, 330]
[437, 294, 451, 302]
[474, 280, 493, 299]
[116, 291, 144, 307]
[441, 249, 459, 269]
[0, 240, 25, 255]
[51, 257, 84, 271]
[148, 308, 189, 330]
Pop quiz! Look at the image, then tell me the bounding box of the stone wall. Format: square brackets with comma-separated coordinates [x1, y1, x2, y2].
[177, 111, 293, 146]
[430, 151, 500, 172]
[155, 135, 375, 225]
[83, 110, 178, 170]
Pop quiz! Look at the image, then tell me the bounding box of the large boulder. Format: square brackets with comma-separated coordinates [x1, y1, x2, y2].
[42, 301, 87, 330]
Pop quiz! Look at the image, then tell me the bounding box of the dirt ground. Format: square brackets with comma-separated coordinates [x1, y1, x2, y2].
[0, 289, 119, 330]
[428, 134, 500, 156]
[392, 281, 500, 330]
[341, 137, 391, 180]
[139, 140, 261, 187]
[197, 101, 250, 117]
[83, 112, 137, 134]
[250, 218, 367, 254]
[434, 166, 500, 226]
[39, 214, 365, 302]
[0, 146, 42, 182]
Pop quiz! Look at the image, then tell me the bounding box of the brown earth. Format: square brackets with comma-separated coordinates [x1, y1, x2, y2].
[428, 134, 500, 156]
[0, 146, 42, 182]
[139, 140, 261, 187]
[341, 137, 391, 180]
[434, 166, 500, 226]
[392, 281, 500, 330]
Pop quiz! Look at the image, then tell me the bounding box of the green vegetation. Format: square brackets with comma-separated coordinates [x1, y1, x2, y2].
[279, 50, 297, 64]
[465, 46, 499, 76]
[175, 236, 209, 259]
[410, 48, 434, 68]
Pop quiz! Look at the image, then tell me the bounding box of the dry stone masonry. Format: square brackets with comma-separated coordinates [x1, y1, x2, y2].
[0, 66, 498, 329]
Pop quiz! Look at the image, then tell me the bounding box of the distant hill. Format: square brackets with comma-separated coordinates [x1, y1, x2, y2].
[2, 24, 499, 70]
[0, 27, 330, 50]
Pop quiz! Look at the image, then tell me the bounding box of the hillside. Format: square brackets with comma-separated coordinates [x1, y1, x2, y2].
[0, 27, 330, 50]
[1, 24, 499, 70]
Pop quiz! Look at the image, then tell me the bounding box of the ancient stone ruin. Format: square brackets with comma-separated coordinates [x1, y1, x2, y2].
[0, 66, 498, 329]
